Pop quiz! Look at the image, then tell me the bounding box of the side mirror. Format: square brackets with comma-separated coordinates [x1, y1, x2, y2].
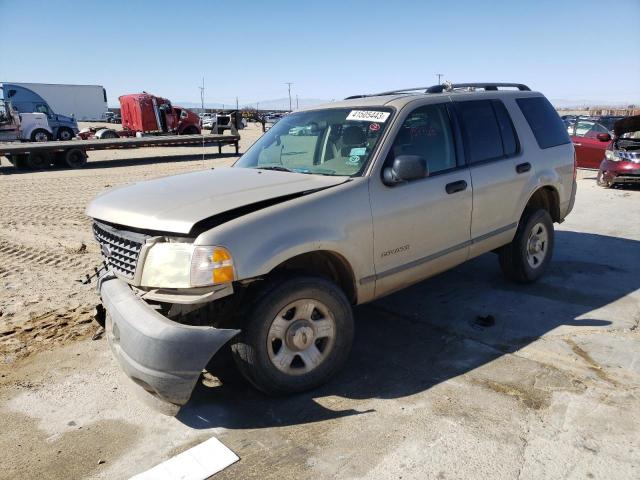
[597, 133, 611, 142]
[383, 155, 428, 185]
[180, 110, 188, 119]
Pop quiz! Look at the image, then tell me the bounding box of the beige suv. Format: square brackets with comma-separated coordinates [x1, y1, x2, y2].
[87, 82, 576, 410]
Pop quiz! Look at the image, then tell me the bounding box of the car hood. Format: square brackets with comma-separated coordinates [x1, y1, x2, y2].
[614, 115, 640, 137]
[86, 167, 349, 234]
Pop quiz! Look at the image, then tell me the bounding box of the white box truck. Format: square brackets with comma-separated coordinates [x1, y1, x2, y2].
[2, 83, 108, 121]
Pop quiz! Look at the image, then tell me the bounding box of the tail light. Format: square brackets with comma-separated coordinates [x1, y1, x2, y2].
[573, 150, 577, 181]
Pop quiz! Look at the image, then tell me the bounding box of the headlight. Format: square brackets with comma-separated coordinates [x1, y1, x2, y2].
[140, 243, 234, 288]
[605, 150, 617, 161]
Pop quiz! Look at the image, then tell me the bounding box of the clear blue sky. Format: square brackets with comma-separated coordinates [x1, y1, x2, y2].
[1, 0, 639, 107]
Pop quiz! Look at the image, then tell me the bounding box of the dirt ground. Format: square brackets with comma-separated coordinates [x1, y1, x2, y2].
[0, 128, 639, 479]
[0, 122, 261, 361]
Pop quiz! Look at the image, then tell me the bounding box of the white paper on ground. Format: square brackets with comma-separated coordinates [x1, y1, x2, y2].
[130, 436, 239, 480]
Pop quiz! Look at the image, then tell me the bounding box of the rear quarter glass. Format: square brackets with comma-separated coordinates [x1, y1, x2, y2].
[516, 97, 571, 149]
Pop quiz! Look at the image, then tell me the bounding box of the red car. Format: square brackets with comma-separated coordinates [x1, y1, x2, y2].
[597, 115, 640, 188]
[569, 119, 612, 168]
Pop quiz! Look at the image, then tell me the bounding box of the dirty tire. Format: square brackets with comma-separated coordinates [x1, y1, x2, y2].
[12, 154, 29, 169]
[99, 129, 119, 139]
[596, 170, 613, 188]
[181, 125, 199, 135]
[31, 129, 52, 142]
[64, 148, 87, 168]
[26, 151, 51, 170]
[231, 276, 354, 395]
[57, 127, 74, 141]
[499, 209, 554, 283]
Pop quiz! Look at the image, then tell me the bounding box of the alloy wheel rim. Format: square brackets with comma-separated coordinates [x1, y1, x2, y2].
[526, 222, 548, 268]
[267, 299, 336, 375]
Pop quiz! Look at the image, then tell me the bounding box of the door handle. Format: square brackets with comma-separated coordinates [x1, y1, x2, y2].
[516, 162, 531, 174]
[445, 180, 467, 194]
[573, 143, 582, 147]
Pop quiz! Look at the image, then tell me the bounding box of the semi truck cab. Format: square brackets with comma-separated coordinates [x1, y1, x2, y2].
[0, 95, 53, 143]
[118, 93, 201, 135]
[1, 83, 79, 140]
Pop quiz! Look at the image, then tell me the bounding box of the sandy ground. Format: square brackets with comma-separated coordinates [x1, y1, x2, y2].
[0, 133, 639, 479]
[0, 122, 262, 362]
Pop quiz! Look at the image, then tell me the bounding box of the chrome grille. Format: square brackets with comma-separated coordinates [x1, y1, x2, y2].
[92, 221, 146, 279]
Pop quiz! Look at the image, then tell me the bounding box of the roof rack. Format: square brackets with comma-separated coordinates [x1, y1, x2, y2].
[425, 82, 531, 93]
[344, 82, 530, 100]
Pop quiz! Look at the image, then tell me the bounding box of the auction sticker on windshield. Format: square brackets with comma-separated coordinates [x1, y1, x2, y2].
[346, 110, 390, 123]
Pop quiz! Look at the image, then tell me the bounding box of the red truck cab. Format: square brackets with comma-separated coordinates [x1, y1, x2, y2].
[119, 93, 200, 135]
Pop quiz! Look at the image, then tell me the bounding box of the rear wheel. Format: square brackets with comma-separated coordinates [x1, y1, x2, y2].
[231, 276, 354, 395]
[31, 129, 51, 142]
[99, 129, 119, 139]
[57, 128, 74, 141]
[25, 151, 52, 170]
[499, 209, 554, 283]
[63, 148, 87, 168]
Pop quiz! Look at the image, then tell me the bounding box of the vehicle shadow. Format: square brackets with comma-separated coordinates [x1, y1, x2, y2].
[177, 230, 638, 429]
[0, 152, 238, 175]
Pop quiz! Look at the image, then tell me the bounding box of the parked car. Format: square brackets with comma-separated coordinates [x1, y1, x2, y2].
[202, 115, 217, 130]
[597, 115, 640, 187]
[568, 119, 612, 168]
[591, 115, 626, 132]
[86, 82, 576, 410]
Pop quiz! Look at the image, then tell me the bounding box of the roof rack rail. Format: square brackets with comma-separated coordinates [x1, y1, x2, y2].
[425, 82, 531, 93]
[344, 82, 531, 100]
[344, 87, 431, 100]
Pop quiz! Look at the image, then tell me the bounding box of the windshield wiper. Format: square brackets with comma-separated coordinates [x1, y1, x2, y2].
[255, 165, 294, 173]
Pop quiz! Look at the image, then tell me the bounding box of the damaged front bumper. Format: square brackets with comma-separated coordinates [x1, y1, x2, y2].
[599, 159, 640, 184]
[99, 277, 239, 407]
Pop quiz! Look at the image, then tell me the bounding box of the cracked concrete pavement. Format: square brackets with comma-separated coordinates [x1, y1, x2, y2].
[0, 160, 638, 479]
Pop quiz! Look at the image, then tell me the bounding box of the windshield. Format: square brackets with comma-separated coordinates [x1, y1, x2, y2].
[235, 107, 392, 176]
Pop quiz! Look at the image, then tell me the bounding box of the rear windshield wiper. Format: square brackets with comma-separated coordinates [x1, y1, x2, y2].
[255, 165, 294, 173]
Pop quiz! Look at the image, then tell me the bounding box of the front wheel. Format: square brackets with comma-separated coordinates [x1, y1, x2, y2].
[180, 126, 199, 135]
[596, 170, 613, 188]
[498, 209, 554, 283]
[31, 129, 51, 142]
[231, 276, 354, 395]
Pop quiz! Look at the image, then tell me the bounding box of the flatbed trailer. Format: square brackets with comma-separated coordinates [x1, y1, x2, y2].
[0, 133, 240, 170]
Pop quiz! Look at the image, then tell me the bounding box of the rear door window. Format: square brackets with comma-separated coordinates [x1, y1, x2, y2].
[516, 97, 571, 149]
[455, 100, 504, 163]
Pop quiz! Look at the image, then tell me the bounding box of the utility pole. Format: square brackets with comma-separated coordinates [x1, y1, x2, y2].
[285, 82, 293, 112]
[256, 102, 259, 112]
[198, 77, 205, 114]
[296, 94, 299, 110]
[436, 73, 443, 85]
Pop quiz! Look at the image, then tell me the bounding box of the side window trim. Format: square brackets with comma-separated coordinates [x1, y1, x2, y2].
[446, 103, 467, 168]
[382, 102, 462, 181]
[453, 99, 518, 167]
[490, 99, 521, 158]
